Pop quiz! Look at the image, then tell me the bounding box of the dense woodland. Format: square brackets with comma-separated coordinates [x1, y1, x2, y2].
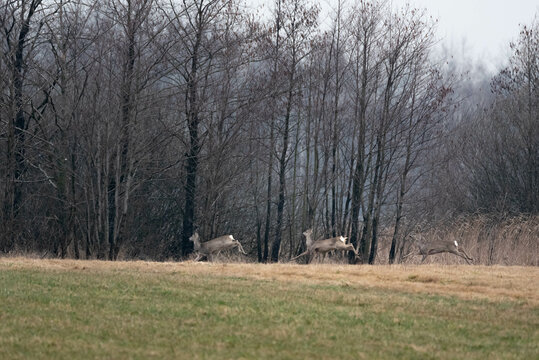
[1, 0, 537, 263]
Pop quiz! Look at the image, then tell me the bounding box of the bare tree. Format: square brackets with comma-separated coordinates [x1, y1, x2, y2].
[164, 0, 230, 258]
[37, 0, 96, 258]
[425, 16, 538, 219]
[0, 0, 45, 252]
[0, 0, 533, 264]
[346, 0, 384, 264]
[269, 0, 318, 262]
[388, 51, 452, 264]
[366, 4, 439, 265]
[479, 19, 538, 214]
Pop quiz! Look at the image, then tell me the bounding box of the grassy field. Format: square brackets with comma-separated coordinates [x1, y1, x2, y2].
[0, 258, 537, 359]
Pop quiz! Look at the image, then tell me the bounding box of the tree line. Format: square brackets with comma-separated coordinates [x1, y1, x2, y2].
[1, 0, 537, 262]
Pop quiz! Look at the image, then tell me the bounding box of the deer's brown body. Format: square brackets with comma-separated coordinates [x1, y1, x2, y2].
[292, 229, 359, 263]
[189, 232, 246, 261]
[404, 236, 474, 264]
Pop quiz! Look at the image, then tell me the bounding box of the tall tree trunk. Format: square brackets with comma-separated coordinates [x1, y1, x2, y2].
[263, 117, 274, 262]
[348, 156, 364, 263]
[289, 117, 300, 259]
[359, 149, 376, 263]
[389, 97, 414, 264]
[180, 97, 200, 258]
[270, 83, 293, 262]
[348, 23, 371, 263]
[330, 0, 343, 238]
[389, 173, 406, 264]
[2, 0, 42, 252]
[265, 0, 281, 262]
[179, 6, 204, 258]
[368, 129, 388, 265]
[70, 139, 80, 259]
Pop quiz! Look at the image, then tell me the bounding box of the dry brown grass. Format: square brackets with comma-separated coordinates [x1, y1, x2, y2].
[2, 257, 537, 359]
[2, 257, 537, 306]
[375, 215, 539, 266]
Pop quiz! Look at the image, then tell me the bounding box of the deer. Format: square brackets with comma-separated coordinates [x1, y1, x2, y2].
[189, 232, 247, 261]
[402, 235, 474, 264]
[291, 229, 359, 263]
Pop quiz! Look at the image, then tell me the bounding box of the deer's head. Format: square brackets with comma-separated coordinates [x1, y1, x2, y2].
[189, 232, 201, 251]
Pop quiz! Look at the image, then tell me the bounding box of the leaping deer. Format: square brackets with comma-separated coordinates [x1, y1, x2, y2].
[189, 232, 247, 261]
[402, 235, 474, 264]
[291, 229, 359, 263]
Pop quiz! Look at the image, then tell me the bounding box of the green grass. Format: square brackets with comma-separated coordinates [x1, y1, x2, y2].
[0, 265, 537, 359]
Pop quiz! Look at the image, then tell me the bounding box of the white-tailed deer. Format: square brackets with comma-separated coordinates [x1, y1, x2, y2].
[189, 232, 246, 261]
[402, 235, 474, 264]
[291, 229, 359, 263]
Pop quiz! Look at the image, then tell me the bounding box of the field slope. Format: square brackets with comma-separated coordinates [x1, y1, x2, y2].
[0, 258, 537, 359]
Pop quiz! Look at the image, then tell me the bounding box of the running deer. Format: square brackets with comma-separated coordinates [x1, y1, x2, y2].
[291, 229, 359, 263]
[402, 235, 474, 264]
[189, 232, 247, 261]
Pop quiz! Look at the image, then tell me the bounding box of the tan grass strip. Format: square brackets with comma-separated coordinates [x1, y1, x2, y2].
[1, 257, 537, 305]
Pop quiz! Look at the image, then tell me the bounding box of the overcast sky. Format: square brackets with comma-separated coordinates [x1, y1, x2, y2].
[388, 0, 539, 71]
[248, 0, 539, 73]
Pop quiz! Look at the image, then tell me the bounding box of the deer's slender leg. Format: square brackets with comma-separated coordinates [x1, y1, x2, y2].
[236, 241, 247, 255]
[459, 249, 473, 264]
[401, 252, 414, 260]
[451, 250, 472, 264]
[291, 250, 310, 261]
[447, 250, 462, 263]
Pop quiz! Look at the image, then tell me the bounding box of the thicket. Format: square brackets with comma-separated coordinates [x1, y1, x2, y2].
[1, 1, 537, 264]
